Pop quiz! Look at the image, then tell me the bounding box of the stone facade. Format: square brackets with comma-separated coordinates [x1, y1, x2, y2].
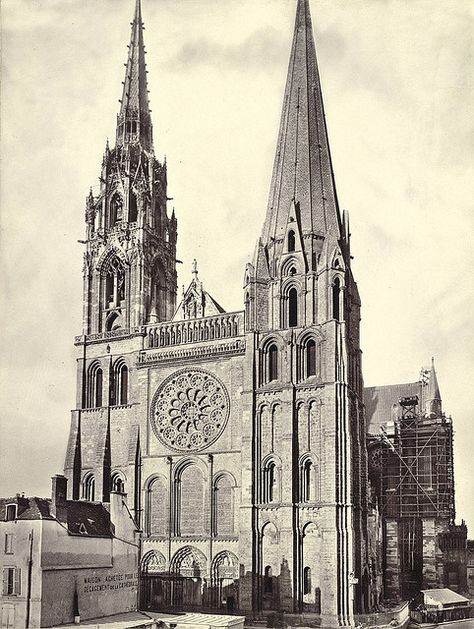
[64, 0, 372, 625]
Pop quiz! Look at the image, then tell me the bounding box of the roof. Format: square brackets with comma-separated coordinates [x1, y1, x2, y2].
[262, 0, 342, 245]
[64, 500, 112, 537]
[173, 262, 225, 321]
[0, 496, 54, 521]
[0, 496, 112, 538]
[422, 588, 470, 606]
[364, 381, 421, 435]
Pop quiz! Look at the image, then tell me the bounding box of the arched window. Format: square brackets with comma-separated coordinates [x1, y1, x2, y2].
[268, 344, 278, 382]
[111, 472, 125, 494]
[288, 230, 296, 252]
[86, 363, 103, 408]
[151, 262, 167, 322]
[302, 460, 313, 502]
[288, 287, 298, 327]
[303, 566, 312, 595]
[306, 339, 316, 377]
[263, 461, 277, 503]
[332, 277, 341, 321]
[104, 256, 125, 310]
[82, 473, 95, 501]
[108, 195, 123, 228]
[146, 476, 168, 537]
[179, 465, 205, 536]
[264, 565, 273, 593]
[129, 192, 138, 223]
[213, 475, 234, 536]
[110, 361, 128, 406]
[301, 457, 319, 502]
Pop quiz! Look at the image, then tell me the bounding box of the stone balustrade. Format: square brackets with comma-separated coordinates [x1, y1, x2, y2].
[146, 311, 244, 349]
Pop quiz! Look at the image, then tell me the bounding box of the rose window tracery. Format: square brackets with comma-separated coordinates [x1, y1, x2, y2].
[151, 369, 229, 451]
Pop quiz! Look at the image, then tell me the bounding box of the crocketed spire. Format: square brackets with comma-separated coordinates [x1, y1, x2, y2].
[262, 0, 342, 245]
[116, 0, 153, 151]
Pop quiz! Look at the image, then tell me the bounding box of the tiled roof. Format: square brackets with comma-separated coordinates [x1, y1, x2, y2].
[65, 501, 112, 537]
[0, 496, 111, 537]
[364, 381, 421, 436]
[0, 496, 53, 521]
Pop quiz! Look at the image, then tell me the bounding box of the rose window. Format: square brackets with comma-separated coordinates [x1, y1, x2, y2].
[151, 369, 229, 451]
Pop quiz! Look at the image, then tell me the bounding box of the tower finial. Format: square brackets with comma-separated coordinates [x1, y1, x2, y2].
[192, 258, 198, 279]
[116, 0, 153, 150]
[425, 357, 442, 417]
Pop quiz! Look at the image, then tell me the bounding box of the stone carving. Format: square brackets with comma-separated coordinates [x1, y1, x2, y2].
[151, 368, 229, 452]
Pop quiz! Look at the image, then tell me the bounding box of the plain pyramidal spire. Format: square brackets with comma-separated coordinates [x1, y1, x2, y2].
[116, 0, 153, 150]
[262, 0, 342, 244]
[425, 357, 442, 417]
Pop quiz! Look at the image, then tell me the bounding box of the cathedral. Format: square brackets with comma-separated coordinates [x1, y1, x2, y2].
[62, 0, 465, 625]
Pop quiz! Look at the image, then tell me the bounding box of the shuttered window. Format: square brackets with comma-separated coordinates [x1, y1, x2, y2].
[2, 567, 21, 596]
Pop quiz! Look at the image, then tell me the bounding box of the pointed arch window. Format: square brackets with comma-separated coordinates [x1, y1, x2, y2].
[108, 195, 123, 229]
[86, 363, 103, 408]
[129, 192, 138, 223]
[288, 230, 296, 252]
[104, 256, 125, 310]
[82, 473, 95, 501]
[110, 361, 128, 406]
[288, 287, 298, 327]
[151, 262, 167, 322]
[332, 277, 341, 321]
[268, 344, 278, 382]
[306, 339, 316, 377]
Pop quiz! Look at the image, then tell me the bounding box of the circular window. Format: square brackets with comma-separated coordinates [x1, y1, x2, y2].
[150, 369, 230, 452]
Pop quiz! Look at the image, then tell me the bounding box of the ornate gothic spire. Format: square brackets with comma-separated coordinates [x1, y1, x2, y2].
[116, 0, 153, 151]
[262, 0, 342, 244]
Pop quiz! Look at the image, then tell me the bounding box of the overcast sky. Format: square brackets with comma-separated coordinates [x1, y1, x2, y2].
[1, 0, 473, 530]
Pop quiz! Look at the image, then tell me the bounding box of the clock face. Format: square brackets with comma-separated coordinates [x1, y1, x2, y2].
[150, 368, 230, 452]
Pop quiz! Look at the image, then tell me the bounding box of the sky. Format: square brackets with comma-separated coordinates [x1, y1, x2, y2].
[1, 0, 473, 529]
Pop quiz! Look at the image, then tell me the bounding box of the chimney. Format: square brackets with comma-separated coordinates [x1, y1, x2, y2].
[51, 475, 68, 522]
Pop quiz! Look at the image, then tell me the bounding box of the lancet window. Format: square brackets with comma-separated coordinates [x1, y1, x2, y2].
[288, 230, 296, 252]
[104, 256, 125, 311]
[82, 473, 95, 501]
[267, 344, 278, 383]
[86, 362, 103, 408]
[111, 472, 125, 494]
[262, 460, 278, 503]
[332, 277, 341, 321]
[288, 287, 298, 327]
[110, 360, 128, 406]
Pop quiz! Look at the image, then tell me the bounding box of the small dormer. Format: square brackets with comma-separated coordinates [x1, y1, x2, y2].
[278, 202, 307, 277]
[5, 504, 17, 522]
